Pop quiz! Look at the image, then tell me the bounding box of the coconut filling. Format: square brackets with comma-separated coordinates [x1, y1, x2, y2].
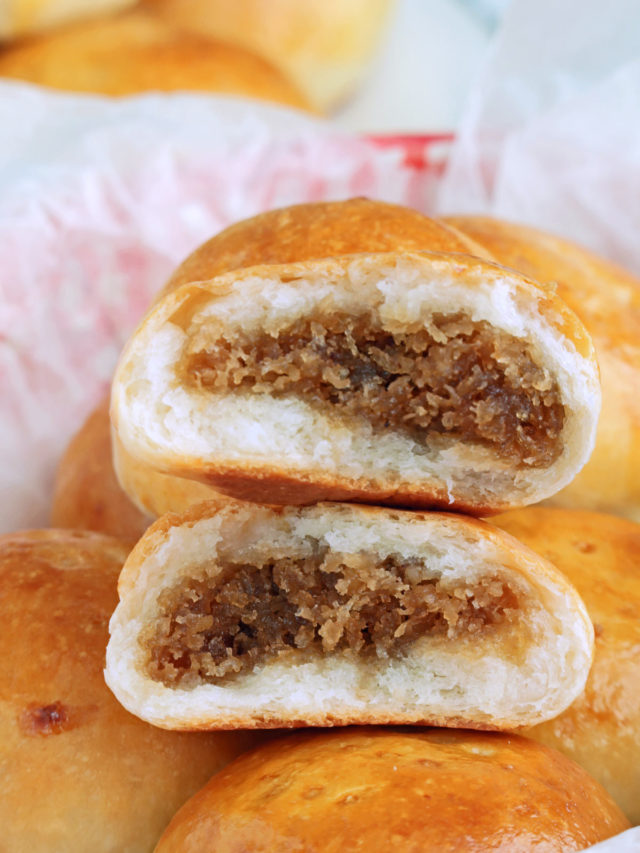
[183, 312, 565, 467]
[142, 548, 523, 688]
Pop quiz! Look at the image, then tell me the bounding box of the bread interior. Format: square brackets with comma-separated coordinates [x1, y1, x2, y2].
[183, 311, 564, 468]
[141, 536, 523, 689]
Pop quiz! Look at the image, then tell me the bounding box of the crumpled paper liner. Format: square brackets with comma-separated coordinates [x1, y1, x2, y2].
[437, 0, 640, 278]
[0, 84, 445, 532]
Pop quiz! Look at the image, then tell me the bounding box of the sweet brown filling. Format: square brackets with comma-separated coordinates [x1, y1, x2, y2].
[143, 550, 521, 688]
[185, 313, 564, 467]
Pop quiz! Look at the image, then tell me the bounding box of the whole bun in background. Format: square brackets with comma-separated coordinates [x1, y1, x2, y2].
[51, 396, 152, 545]
[447, 215, 640, 522]
[0, 7, 311, 107]
[143, 0, 395, 111]
[154, 728, 629, 852]
[0, 0, 134, 39]
[492, 506, 640, 823]
[0, 529, 261, 853]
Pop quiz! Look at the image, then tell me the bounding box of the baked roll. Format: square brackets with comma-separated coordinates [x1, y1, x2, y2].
[0, 8, 310, 107]
[492, 506, 640, 823]
[51, 396, 152, 544]
[105, 501, 593, 731]
[447, 215, 640, 521]
[111, 248, 600, 513]
[0, 0, 134, 39]
[143, 0, 394, 111]
[113, 198, 499, 518]
[154, 728, 630, 852]
[0, 529, 261, 853]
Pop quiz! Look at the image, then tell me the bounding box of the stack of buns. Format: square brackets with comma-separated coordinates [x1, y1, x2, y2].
[10, 198, 639, 849]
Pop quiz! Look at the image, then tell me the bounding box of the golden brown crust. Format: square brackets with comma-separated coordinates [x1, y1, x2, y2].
[143, 0, 394, 110]
[447, 215, 640, 520]
[491, 506, 640, 823]
[0, 7, 311, 107]
[159, 199, 494, 300]
[154, 728, 630, 852]
[51, 396, 151, 544]
[0, 528, 262, 852]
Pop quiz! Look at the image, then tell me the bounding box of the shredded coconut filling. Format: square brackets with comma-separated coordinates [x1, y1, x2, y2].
[184, 312, 564, 467]
[143, 549, 522, 688]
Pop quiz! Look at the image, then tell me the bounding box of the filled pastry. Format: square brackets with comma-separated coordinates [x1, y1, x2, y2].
[112, 244, 600, 513]
[106, 501, 593, 731]
[492, 506, 640, 823]
[447, 215, 640, 521]
[0, 529, 261, 852]
[154, 728, 629, 852]
[113, 198, 502, 518]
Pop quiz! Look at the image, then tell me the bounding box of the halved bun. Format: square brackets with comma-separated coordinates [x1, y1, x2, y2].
[155, 728, 630, 852]
[111, 250, 599, 514]
[492, 506, 640, 823]
[447, 215, 640, 521]
[113, 199, 499, 519]
[106, 501, 593, 731]
[144, 0, 395, 111]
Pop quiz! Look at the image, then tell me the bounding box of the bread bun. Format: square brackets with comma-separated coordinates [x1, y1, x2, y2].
[112, 199, 498, 519]
[447, 216, 640, 522]
[0, 0, 134, 39]
[112, 230, 599, 513]
[492, 506, 640, 823]
[106, 500, 593, 731]
[51, 396, 151, 544]
[0, 8, 311, 107]
[154, 728, 630, 852]
[143, 0, 394, 110]
[0, 529, 261, 852]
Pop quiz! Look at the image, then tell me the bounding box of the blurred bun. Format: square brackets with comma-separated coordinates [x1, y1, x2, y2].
[0, 529, 261, 852]
[155, 728, 630, 852]
[492, 506, 640, 823]
[144, 0, 395, 110]
[0, 0, 134, 39]
[51, 396, 151, 544]
[0, 8, 311, 107]
[447, 216, 640, 522]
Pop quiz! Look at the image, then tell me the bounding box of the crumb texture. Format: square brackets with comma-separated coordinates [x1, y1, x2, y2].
[185, 312, 564, 467]
[142, 547, 521, 687]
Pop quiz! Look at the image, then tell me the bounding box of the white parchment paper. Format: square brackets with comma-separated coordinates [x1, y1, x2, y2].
[0, 84, 442, 532]
[437, 0, 640, 276]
